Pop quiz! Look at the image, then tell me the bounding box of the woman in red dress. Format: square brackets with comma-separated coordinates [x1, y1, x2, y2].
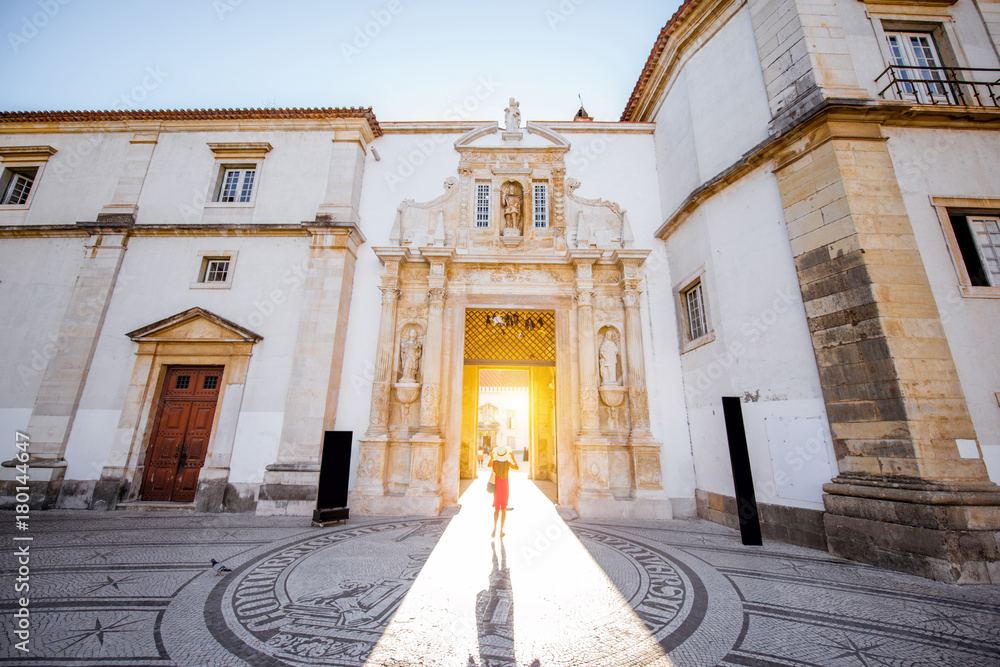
[489, 445, 518, 538]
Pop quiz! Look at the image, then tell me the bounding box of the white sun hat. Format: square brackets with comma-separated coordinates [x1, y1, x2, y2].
[493, 446, 514, 463]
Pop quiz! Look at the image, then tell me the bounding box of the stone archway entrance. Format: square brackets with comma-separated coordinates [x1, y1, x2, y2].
[459, 309, 557, 495]
[350, 120, 669, 518]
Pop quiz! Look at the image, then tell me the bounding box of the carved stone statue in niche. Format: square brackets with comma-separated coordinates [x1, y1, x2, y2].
[399, 329, 422, 382]
[599, 330, 620, 386]
[504, 98, 521, 131]
[500, 181, 523, 236]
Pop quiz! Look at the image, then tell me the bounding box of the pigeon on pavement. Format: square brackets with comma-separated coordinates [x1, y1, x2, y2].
[210, 558, 232, 575]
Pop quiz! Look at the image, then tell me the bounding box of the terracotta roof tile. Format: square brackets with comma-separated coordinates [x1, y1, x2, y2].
[0, 107, 382, 136]
[621, 0, 700, 122]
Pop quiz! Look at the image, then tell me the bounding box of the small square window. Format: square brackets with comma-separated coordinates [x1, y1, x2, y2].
[203, 258, 230, 283]
[217, 167, 256, 203]
[475, 182, 491, 228]
[533, 182, 549, 228]
[175, 375, 191, 389]
[192, 251, 237, 289]
[203, 376, 218, 390]
[1, 167, 37, 205]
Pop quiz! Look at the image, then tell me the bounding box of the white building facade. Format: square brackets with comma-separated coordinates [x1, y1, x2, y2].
[2, 0, 999, 583]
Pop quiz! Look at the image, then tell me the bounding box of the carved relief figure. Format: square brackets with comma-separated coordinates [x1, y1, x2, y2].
[504, 98, 521, 131]
[400, 329, 422, 382]
[500, 181, 523, 234]
[599, 330, 620, 386]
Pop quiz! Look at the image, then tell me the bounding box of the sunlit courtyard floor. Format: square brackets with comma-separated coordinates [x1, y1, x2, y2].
[1, 478, 998, 666]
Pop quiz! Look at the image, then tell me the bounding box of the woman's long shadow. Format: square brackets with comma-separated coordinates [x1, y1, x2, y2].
[473, 539, 537, 667]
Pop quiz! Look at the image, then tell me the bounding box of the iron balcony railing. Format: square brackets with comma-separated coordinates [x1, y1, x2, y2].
[876, 64, 1000, 107]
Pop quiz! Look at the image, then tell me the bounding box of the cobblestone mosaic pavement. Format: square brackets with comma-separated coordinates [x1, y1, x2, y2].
[0, 471, 997, 666]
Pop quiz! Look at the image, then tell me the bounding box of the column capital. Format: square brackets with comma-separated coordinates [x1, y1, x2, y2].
[427, 287, 446, 305]
[379, 287, 400, 304]
[621, 289, 641, 308]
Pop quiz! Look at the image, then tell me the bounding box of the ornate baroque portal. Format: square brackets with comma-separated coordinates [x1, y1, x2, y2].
[351, 112, 666, 517]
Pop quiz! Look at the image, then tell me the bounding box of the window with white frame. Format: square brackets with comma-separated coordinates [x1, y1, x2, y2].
[967, 216, 1000, 286]
[475, 182, 491, 227]
[684, 281, 708, 341]
[0, 166, 36, 205]
[203, 257, 231, 283]
[949, 213, 1000, 287]
[206, 142, 270, 209]
[533, 182, 548, 228]
[217, 166, 256, 203]
[193, 251, 236, 289]
[884, 31, 951, 103]
[930, 198, 1000, 297]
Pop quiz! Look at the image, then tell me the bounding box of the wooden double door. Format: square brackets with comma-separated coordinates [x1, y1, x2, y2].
[140, 366, 223, 502]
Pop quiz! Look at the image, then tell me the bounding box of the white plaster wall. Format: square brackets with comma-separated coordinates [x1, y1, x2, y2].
[652, 5, 772, 219]
[135, 131, 337, 225]
[65, 235, 310, 483]
[0, 237, 85, 408]
[230, 412, 283, 484]
[64, 409, 120, 479]
[0, 132, 125, 225]
[886, 126, 1000, 483]
[338, 131, 465, 492]
[664, 167, 835, 510]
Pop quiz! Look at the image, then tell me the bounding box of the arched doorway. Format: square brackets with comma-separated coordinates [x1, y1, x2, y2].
[459, 309, 556, 500]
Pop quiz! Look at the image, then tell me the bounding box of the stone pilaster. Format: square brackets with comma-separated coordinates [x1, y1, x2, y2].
[572, 253, 601, 433]
[10, 229, 128, 508]
[315, 129, 371, 224]
[258, 222, 365, 516]
[417, 248, 453, 431]
[616, 251, 663, 496]
[98, 130, 158, 224]
[774, 114, 1000, 583]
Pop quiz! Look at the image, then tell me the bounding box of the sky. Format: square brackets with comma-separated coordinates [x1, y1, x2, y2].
[0, 0, 682, 124]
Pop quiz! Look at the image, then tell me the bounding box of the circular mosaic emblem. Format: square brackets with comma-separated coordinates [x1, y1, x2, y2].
[572, 526, 707, 650]
[206, 519, 447, 667]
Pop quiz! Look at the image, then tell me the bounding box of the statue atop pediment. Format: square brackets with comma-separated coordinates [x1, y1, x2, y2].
[504, 98, 521, 131]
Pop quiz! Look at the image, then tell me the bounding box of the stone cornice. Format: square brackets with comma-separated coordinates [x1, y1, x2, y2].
[207, 142, 273, 160]
[655, 100, 1000, 240]
[0, 145, 57, 162]
[0, 223, 325, 238]
[0, 107, 382, 136]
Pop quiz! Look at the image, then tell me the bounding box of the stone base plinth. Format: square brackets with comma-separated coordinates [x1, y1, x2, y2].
[256, 463, 320, 516]
[349, 492, 441, 516]
[823, 480, 1000, 584]
[576, 495, 673, 520]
